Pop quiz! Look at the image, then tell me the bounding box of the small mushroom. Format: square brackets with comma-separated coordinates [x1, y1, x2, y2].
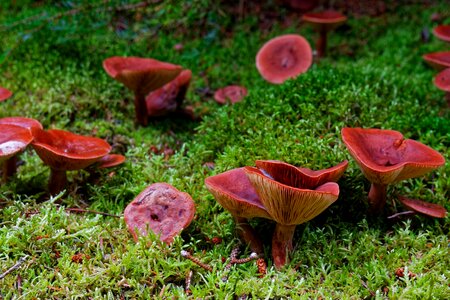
[213, 85, 248, 104]
[124, 183, 195, 244]
[96, 154, 126, 168]
[423, 51, 450, 70]
[434, 68, 450, 106]
[0, 87, 12, 102]
[433, 24, 450, 42]
[31, 129, 112, 194]
[302, 10, 347, 58]
[398, 196, 447, 218]
[103, 56, 182, 126]
[205, 168, 271, 254]
[256, 34, 313, 84]
[341, 127, 445, 213]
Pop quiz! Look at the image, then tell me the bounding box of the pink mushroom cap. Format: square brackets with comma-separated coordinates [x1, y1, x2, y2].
[398, 196, 447, 218]
[423, 51, 450, 70]
[302, 10, 347, 31]
[433, 24, 450, 42]
[0, 124, 33, 164]
[213, 85, 248, 104]
[434, 68, 450, 93]
[0, 87, 13, 102]
[0, 117, 43, 131]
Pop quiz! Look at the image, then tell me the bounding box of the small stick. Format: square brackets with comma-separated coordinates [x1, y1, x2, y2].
[65, 208, 121, 218]
[180, 251, 212, 272]
[231, 252, 259, 264]
[185, 270, 193, 294]
[0, 255, 29, 280]
[222, 246, 241, 282]
[387, 210, 416, 219]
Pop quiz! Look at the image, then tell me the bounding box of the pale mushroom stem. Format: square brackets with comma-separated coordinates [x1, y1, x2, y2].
[272, 223, 296, 269]
[2, 156, 17, 182]
[234, 216, 264, 255]
[317, 30, 328, 58]
[134, 91, 148, 126]
[49, 168, 68, 195]
[368, 183, 387, 213]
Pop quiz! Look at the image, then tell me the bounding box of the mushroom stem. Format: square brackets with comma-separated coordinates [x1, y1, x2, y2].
[134, 91, 148, 126]
[234, 216, 264, 255]
[272, 223, 296, 269]
[368, 183, 387, 212]
[49, 168, 68, 195]
[317, 30, 328, 58]
[2, 156, 17, 182]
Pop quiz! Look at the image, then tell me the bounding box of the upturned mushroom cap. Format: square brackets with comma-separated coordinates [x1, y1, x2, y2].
[124, 183, 196, 244]
[302, 10, 347, 31]
[423, 52, 450, 70]
[341, 127, 445, 185]
[205, 167, 270, 219]
[0, 117, 43, 131]
[434, 68, 450, 93]
[244, 163, 340, 226]
[0, 87, 12, 102]
[102, 56, 183, 95]
[213, 85, 248, 104]
[0, 124, 33, 164]
[256, 34, 313, 84]
[31, 129, 112, 171]
[433, 24, 450, 42]
[398, 196, 447, 218]
[96, 154, 126, 168]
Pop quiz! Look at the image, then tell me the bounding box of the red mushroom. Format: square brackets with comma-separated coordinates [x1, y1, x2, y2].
[433, 24, 450, 42]
[96, 154, 126, 169]
[398, 196, 447, 218]
[103, 56, 182, 126]
[341, 127, 445, 213]
[423, 51, 450, 70]
[0, 87, 12, 102]
[434, 68, 450, 106]
[0, 117, 43, 131]
[302, 10, 347, 58]
[256, 34, 313, 84]
[213, 85, 248, 104]
[31, 129, 112, 194]
[124, 183, 195, 244]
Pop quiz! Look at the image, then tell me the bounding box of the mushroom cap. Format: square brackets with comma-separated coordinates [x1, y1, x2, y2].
[31, 129, 111, 171]
[434, 68, 450, 93]
[213, 85, 248, 104]
[124, 183, 196, 244]
[256, 34, 313, 84]
[422, 51, 450, 70]
[102, 56, 182, 95]
[0, 117, 43, 131]
[0, 87, 12, 102]
[145, 69, 192, 116]
[205, 167, 271, 219]
[341, 127, 445, 185]
[433, 24, 450, 42]
[0, 124, 33, 164]
[96, 154, 126, 168]
[244, 164, 340, 226]
[302, 10, 347, 31]
[398, 196, 447, 218]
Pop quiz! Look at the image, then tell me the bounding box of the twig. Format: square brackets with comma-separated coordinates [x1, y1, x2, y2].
[387, 210, 416, 219]
[222, 245, 240, 282]
[185, 270, 193, 295]
[65, 208, 122, 218]
[360, 279, 375, 297]
[0, 255, 29, 280]
[180, 251, 213, 272]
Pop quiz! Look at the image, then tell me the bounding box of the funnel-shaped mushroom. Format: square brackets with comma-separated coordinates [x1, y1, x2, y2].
[205, 168, 271, 254]
[423, 51, 450, 70]
[145, 69, 192, 117]
[0, 87, 12, 102]
[433, 24, 450, 42]
[341, 127, 445, 212]
[245, 160, 346, 268]
[434, 68, 450, 107]
[124, 183, 195, 244]
[302, 10, 347, 58]
[398, 196, 447, 218]
[0, 124, 33, 182]
[256, 34, 312, 84]
[31, 129, 112, 194]
[103, 56, 182, 126]
[213, 85, 248, 104]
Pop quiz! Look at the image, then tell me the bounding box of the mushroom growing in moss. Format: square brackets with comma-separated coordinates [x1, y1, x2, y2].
[433, 24, 450, 42]
[213, 85, 248, 104]
[398, 196, 447, 218]
[434, 67, 450, 106]
[423, 51, 450, 70]
[0, 87, 12, 102]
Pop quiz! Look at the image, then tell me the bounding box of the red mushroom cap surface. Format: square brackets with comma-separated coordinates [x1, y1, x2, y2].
[341, 127, 445, 185]
[0, 124, 33, 164]
[31, 129, 111, 171]
[0, 117, 43, 131]
[124, 183, 196, 244]
[96, 154, 126, 168]
[102, 56, 183, 95]
[213, 85, 248, 104]
[0, 87, 12, 102]
[434, 68, 450, 92]
[422, 52, 450, 70]
[433, 24, 450, 42]
[256, 34, 313, 84]
[302, 10, 347, 31]
[398, 196, 447, 218]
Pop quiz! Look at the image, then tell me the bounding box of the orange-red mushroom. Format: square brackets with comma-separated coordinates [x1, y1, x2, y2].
[434, 68, 450, 106]
[213, 85, 248, 104]
[423, 51, 450, 70]
[256, 34, 312, 84]
[433, 24, 450, 42]
[0, 87, 12, 102]
[398, 196, 447, 218]
[341, 127, 445, 212]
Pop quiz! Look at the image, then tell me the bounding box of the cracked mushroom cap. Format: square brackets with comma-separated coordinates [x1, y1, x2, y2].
[423, 51, 450, 70]
[434, 68, 450, 93]
[256, 34, 313, 84]
[0, 124, 33, 164]
[124, 183, 196, 244]
[0, 87, 12, 102]
[398, 196, 447, 218]
[213, 85, 248, 104]
[103, 56, 182, 95]
[302, 10, 347, 31]
[31, 129, 112, 171]
[433, 24, 450, 42]
[244, 162, 340, 226]
[205, 167, 271, 219]
[341, 127, 445, 185]
[0, 117, 43, 131]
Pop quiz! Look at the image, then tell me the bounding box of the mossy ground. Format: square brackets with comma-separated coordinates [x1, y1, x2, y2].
[1, 1, 449, 298]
